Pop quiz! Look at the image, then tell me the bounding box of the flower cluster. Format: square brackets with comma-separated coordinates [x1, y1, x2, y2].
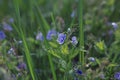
[0, 18, 14, 41]
[36, 29, 78, 46]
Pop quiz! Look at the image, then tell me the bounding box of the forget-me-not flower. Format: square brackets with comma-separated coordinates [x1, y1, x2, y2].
[0, 31, 6, 40]
[57, 33, 66, 44]
[46, 29, 57, 40]
[36, 32, 44, 41]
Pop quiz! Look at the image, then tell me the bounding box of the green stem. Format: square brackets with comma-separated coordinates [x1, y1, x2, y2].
[48, 54, 57, 80]
[13, 0, 36, 79]
[34, 2, 57, 79]
[79, 0, 84, 65]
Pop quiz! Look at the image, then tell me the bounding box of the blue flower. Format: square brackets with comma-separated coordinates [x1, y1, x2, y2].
[76, 70, 82, 75]
[36, 32, 44, 41]
[114, 72, 120, 80]
[99, 73, 105, 79]
[46, 29, 57, 40]
[9, 18, 14, 23]
[112, 22, 118, 30]
[88, 57, 95, 62]
[17, 62, 26, 70]
[71, 36, 78, 46]
[0, 31, 6, 40]
[108, 30, 113, 35]
[3, 22, 13, 31]
[57, 33, 66, 44]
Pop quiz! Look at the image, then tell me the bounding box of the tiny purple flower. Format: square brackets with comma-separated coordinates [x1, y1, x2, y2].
[0, 31, 6, 40]
[46, 29, 57, 40]
[36, 32, 44, 41]
[3, 22, 13, 31]
[108, 30, 113, 35]
[9, 18, 14, 23]
[71, 36, 78, 46]
[76, 70, 82, 75]
[114, 72, 120, 80]
[17, 62, 26, 70]
[99, 73, 105, 79]
[112, 22, 118, 30]
[57, 33, 66, 44]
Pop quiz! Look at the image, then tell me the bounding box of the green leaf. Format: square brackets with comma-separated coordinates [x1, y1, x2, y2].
[60, 68, 65, 72]
[96, 58, 101, 66]
[49, 42, 58, 48]
[69, 49, 79, 59]
[48, 49, 61, 59]
[107, 0, 115, 6]
[108, 63, 118, 68]
[61, 44, 69, 55]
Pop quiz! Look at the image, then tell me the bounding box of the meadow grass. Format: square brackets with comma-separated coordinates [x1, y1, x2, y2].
[0, 0, 120, 80]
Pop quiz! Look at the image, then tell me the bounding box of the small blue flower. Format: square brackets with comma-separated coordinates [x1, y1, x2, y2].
[9, 18, 14, 23]
[0, 31, 6, 40]
[71, 36, 78, 46]
[36, 32, 44, 41]
[76, 70, 82, 75]
[108, 30, 113, 35]
[99, 73, 105, 79]
[112, 22, 118, 30]
[88, 57, 95, 62]
[114, 72, 120, 80]
[17, 62, 26, 70]
[46, 29, 57, 40]
[3, 22, 13, 31]
[57, 33, 66, 44]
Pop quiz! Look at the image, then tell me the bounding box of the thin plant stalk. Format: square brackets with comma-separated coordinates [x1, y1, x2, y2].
[13, 0, 36, 80]
[34, 3, 57, 80]
[79, 0, 84, 65]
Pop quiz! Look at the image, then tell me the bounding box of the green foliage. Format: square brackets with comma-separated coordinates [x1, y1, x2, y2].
[0, 0, 120, 80]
